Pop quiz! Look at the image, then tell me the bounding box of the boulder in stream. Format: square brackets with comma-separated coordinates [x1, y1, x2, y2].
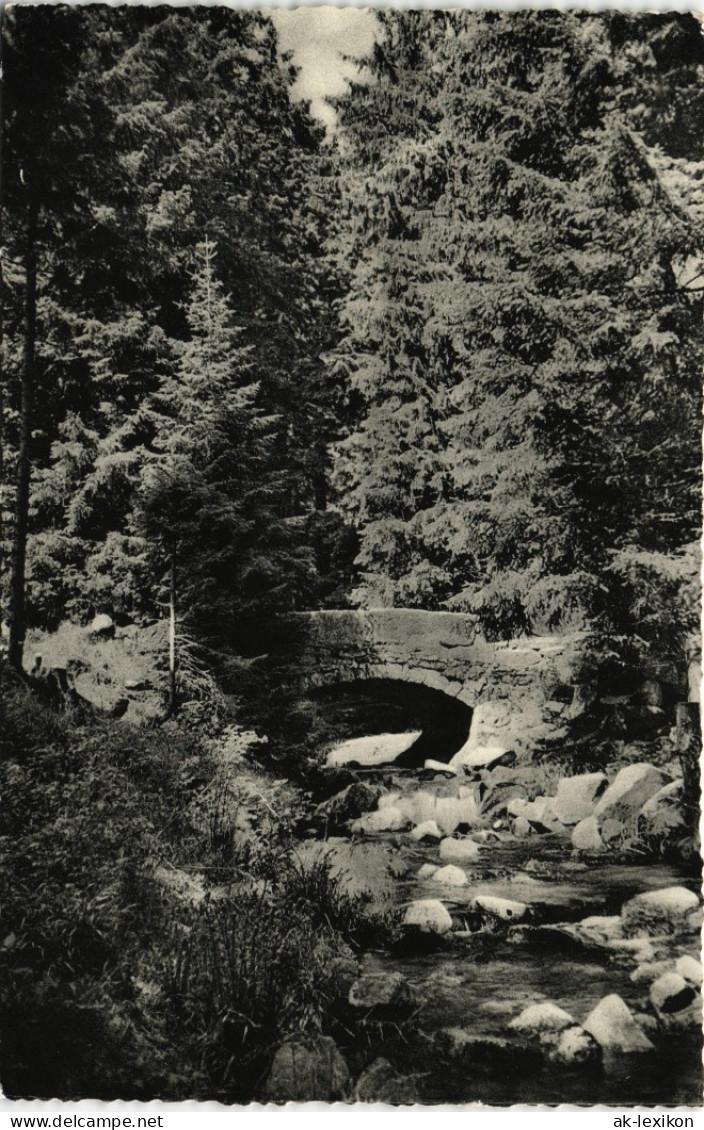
[349, 971, 418, 1020]
[261, 1035, 349, 1102]
[649, 971, 697, 1014]
[638, 778, 683, 824]
[507, 795, 564, 833]
[545, 1025, 602, 1068]
[432, 864, 468, 887]
[353, 1058, 417, 1104]
[654, 993, 703, 1035]
[471, 894, 528, 922]
[417, 863, 440, 881]
[410, 819, 443, 843]
[583, 994, 655, 1053]
[438, 837, 480, 863]
[592, 763, 670, 829]
[571, 815, 605, 852]
[553, 772, 608, 825]
[316, 782, 381, 827]
[351, 807, 409, 834]
[675, 955, 702, 987]
[434, 1029, 542, 1075]
[621, 886, 701, 936]
[403, 898, 453, 935]
[630, 960, 674, 986]
[509, 1001, 575, 1037]
[89, 613, 115, 639]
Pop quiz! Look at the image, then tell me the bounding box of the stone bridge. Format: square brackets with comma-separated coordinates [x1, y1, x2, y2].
[283, 610, 590, 758]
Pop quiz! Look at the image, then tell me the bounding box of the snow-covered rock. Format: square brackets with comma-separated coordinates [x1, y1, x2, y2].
[675, 955, 702, 987]
[424, 759, 459, 776]
[449, 744, 514, 772]
[327, 732, 421, 767]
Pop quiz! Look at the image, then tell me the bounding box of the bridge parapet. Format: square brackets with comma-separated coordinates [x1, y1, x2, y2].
[288, 609, 587, 712]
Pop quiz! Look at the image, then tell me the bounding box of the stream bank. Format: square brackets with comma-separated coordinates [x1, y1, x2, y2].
[278, 739, 703, 1106]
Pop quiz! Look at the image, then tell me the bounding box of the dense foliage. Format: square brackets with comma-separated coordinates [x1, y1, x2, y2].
[2, 5, 348, 661]
[3, 7, 701, 665]
[0, 679, 379, 1101]
[1, 9, 702, 1104]
[332, 12, 703, 659]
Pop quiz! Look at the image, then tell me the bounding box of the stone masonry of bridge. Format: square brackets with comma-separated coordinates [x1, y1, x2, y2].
[287, 610, 591, 753]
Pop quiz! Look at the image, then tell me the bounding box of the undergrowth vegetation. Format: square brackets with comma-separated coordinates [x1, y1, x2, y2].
[0, 675, 378, 1101]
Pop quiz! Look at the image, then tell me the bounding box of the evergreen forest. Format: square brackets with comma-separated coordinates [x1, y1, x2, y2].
[2, 6, 703, 1107]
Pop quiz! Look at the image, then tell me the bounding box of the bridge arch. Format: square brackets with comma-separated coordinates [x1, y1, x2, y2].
[300, 659, 471, 702]
[279, 609, 587, 759]
[306, 673, 474, 768]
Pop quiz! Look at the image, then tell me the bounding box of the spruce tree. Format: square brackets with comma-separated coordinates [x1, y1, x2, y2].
[139, 239, 316, 655]
[4, 7, 344, 642]
[333, 11, 703, 645]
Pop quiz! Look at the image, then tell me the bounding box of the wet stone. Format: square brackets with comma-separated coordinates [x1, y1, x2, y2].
[650, 972, 697, 1015]
[410, 819, 443, 843]
[509, 1002, 575, 1038]
[438, 837, 480, 863]
[316, 782, 381, 827]
[621, 886, 701, 937]
[471, 895, 528, 922]
[403, 899, 453, 935]
[434, 1029, 543, 1076]
[583, 994, 655, 1053]
[261, 1036, 350, 1102]
[349, 972, 418, 1020]
[353, 1058, 417, 1104]
[545, 1025, 602, 1068]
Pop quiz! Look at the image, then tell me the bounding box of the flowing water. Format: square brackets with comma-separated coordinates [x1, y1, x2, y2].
[316, 745, 703, 1106]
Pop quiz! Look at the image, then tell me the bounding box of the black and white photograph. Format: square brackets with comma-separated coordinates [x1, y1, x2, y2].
[1, 2, 703, 1109]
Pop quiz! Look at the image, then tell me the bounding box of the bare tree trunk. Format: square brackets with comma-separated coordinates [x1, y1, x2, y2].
[8, 195, 38, 672]
[675, 701, 701, 838]
[168, 551, 177, 717]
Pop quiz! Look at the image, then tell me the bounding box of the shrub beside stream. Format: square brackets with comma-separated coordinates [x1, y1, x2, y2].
[0, 675, 377, 1102]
